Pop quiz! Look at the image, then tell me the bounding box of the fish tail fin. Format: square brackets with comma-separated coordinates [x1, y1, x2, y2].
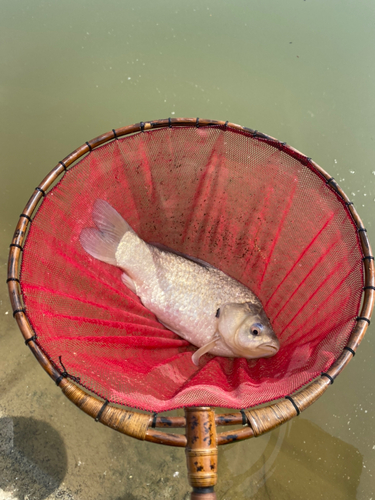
[80, 199, 132, 266]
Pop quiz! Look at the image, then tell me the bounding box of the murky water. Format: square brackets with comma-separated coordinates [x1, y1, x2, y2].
[1, 0, 375, 499]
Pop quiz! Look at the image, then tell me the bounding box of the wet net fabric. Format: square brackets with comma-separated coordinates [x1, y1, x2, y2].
[21, 125, 364, 412]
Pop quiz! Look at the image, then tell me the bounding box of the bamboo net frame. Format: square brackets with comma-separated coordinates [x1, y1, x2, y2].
[7, 118, 375, 497]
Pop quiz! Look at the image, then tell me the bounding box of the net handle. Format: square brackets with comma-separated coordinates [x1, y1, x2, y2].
[7, 118, 375, 447]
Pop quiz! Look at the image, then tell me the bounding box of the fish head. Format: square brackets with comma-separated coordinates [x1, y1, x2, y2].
[217, 302, 280, 359]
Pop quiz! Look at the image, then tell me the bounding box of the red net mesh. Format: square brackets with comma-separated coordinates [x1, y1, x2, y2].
[21, 125, 364, 412]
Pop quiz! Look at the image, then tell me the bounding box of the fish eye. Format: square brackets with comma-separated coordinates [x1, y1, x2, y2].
[250, 323, 263, 336]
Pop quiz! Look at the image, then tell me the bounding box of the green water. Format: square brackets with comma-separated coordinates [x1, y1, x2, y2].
[1, 1, 374, 499]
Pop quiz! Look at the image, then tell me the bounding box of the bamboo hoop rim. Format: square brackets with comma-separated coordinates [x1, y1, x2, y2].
[7, 117, 375, 447]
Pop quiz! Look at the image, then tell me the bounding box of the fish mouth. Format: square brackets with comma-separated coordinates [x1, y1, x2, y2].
[258, 344, 279, 355]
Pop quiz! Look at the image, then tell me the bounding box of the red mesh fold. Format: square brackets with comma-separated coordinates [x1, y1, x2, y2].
[21, 126, 364, 412]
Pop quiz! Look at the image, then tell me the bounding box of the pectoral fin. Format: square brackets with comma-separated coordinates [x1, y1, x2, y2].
[192, 337, 219, 366]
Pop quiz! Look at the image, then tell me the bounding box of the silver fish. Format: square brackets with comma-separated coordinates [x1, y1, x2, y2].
[80, 200, 280, 365]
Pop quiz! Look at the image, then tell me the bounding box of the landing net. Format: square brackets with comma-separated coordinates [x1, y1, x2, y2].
[20, 122, 364, 412]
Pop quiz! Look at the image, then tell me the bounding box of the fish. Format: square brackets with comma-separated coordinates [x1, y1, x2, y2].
[79, 199, 280, 365]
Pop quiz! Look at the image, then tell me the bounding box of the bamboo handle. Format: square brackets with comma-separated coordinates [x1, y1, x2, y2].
[185, 407, 218, 493]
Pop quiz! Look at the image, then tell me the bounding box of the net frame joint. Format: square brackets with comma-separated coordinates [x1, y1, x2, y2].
[344, 346, 356, 356]
[285, 396, 300, 416]
[95, 400, 109, 422]
[321, 372, 334, 384]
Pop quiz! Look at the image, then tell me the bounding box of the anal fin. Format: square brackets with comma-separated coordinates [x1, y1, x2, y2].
[121, 273, 136, 293]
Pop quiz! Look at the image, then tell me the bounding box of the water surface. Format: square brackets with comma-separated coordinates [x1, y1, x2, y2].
[1, 1, 374, 499]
